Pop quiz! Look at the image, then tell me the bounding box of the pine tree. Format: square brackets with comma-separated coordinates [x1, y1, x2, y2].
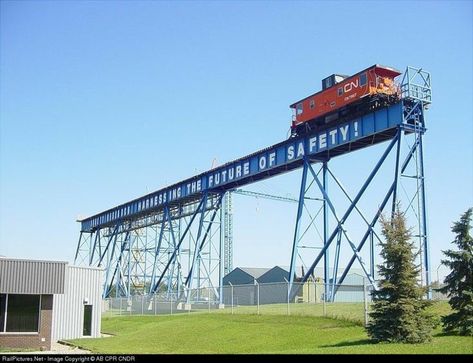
[439, 208, 473, 336]
[366, 208, 435, 343]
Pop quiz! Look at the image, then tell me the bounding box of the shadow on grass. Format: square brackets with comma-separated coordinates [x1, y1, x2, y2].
[320, 339, 373, 348]
[433, 331, 467, 338]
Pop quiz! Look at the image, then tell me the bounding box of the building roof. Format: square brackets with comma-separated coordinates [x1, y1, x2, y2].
[238, 267, 272, 279]
[0, 257, 66, 294]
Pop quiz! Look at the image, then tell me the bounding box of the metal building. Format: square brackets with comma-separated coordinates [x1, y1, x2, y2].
[51, 265, 102, 341]
[222, 267, 271, 286]
[258, 266, 291, 284]
[223, 266, 291, 286]
[222, 266, 292, 305]
[0, 258, 102, 351]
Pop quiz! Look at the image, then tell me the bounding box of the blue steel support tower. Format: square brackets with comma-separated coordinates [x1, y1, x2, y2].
[288, 66, 432, 300]
[74, 66, 432, 303]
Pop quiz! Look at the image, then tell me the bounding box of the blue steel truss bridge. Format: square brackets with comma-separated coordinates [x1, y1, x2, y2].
[74, 67, 432, 304]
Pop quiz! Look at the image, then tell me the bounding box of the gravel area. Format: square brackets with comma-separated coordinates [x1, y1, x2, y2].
[2, 341, 91, 354]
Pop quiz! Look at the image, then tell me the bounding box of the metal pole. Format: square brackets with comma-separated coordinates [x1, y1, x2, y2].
[418, 128, 432, 298]
[230, 283, 234, 315]
[363, 278, 369, 327]
[256, 282, 260, 315]
[287, 282, 290, 315]
[208, 288, 211, 313]
[323, 284, 327, 317]
[289, 161, 309, 292]
[219, 195, 225, 306]
[284, 277, 290, 316]
[391, 129, 402, 216]
[306, 280, 309, 304]
[314, 280, 317, 304]
[187, 288, 191, 314]
[170, 292, 173, 315]
[370, 231, 375, 280]
[322, 161, 330, 301]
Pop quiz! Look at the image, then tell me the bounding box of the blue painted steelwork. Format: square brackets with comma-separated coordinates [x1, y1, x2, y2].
[322, 162, 330, 299]
[307, 161, 375, 284]
[289, 161, 308, 291]
[233, 189, 298, 203]
[288, 130, 401, 300]
[418, 131, 431, 298]
[74, 232, 83, 263]
[402, 66, 431, 296]
[75, 67, 432, 301]
[332, 131, 420, 292]
[79, 102, 403, 233]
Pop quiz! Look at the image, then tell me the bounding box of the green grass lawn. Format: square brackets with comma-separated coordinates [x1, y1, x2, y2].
[69, 302, 472, 354]
[214, 302, 369, 325]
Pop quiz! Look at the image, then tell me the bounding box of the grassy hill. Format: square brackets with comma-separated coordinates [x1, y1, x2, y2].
[69, 302, 472, 354]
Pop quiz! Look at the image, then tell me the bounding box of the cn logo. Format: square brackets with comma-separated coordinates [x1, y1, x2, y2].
[344, 80, 359, 93]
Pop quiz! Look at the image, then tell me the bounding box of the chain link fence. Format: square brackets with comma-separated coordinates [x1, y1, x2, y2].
[102, 281, 447, 326]
[102, 281, 382, 325]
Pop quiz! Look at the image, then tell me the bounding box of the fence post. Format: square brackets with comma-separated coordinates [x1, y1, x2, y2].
[119, 297, 122, 316]
[187, 288, 191, 314]
[314, 280, 317, 304]
[208, 288, 211, 313]
[230, 283, 234, 315]
[256, 281, 260, 315]
[154, 295, 157, 315]
[363, 278, 369, 327]
[141, 295, 144, 315]
[323, 283, 327, 317]
[284, 278, 290, 316]
[170, 293, 173, 315]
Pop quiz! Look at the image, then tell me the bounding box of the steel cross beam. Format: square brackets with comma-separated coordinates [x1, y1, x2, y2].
[289, 132, 400, 300]
[149, 193, 219, 295]
[184, 195, 223, 297]
[332, 124, 428, 297]
[306, 161, 374, 287]
[148, 207, 170, 294]
[103, 230, 131, 298]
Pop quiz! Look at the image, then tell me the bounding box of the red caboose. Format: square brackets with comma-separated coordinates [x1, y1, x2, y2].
[290, 64, 401, 135]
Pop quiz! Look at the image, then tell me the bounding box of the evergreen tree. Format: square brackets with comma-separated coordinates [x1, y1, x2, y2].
[439, 208, 473, 336]
[366, 208, 435, 343]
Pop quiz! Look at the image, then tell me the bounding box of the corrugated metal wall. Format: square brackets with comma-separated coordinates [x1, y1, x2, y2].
[51, 266, 103, 341]
[0, 258, 66, 294]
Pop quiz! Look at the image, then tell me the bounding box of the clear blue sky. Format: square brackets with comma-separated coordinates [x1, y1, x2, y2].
[1, 1, 472, 282]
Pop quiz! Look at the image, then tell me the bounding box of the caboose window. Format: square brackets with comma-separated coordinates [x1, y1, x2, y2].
[337, 87, 343, 96]
[310, 99, 315, 109]
[296, 103, 303, 115]
[360, 73, 367, 86]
